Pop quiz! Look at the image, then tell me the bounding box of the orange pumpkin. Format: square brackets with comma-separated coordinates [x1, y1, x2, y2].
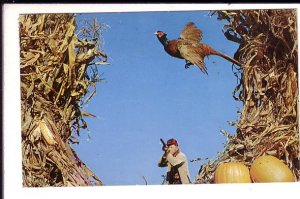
[214, 162, 252, 183]
[250, 155, 295, 182]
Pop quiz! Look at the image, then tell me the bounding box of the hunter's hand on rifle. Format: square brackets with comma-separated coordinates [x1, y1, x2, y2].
[163, 146, 169, 152]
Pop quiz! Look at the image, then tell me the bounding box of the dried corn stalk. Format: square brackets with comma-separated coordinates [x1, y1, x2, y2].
[20, 14, 107, 186]
[196, 9, 299, 183]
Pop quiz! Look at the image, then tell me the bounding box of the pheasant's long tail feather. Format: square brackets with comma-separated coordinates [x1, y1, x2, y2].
[204, 45, 241, 66]
[214, 51, 241, 66]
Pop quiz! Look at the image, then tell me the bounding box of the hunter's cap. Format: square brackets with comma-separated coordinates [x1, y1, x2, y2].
[167, 138, 178, 146]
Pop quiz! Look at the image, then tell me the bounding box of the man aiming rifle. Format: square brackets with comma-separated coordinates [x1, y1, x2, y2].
[158, 138, 191, 184]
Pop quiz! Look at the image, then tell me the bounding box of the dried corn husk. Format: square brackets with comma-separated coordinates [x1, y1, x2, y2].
[195, 9, 299, 183]
[20, 14, 107, 187]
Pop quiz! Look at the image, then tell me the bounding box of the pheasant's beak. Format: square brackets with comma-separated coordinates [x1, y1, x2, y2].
[154, 32, 158, 35]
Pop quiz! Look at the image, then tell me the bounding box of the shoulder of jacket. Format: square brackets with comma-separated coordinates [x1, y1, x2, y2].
[177, 152, 187, 158]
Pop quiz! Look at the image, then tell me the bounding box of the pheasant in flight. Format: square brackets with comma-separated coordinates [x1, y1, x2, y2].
[155, 22, 241, 74]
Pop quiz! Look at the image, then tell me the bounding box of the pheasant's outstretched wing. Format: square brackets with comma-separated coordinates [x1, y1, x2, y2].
[177, 41, 208, 74]
[179, 22, 203, 43]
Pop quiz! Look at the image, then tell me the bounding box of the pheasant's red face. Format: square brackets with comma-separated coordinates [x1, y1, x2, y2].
[155, 31, 166, 38]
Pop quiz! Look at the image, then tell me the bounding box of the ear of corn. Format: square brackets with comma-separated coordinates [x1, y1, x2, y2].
[39, 119, 56, 146]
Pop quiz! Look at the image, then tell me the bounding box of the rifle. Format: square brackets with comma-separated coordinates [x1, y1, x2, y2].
[158, 138, 168, 167]
[160, 138, 167, 151]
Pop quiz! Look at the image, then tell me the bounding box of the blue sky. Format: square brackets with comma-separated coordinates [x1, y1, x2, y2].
[72, 11, 242, 185]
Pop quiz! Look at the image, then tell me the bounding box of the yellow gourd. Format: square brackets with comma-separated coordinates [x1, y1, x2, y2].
[214, 162, 251, 183]
[250, 155, 295, 182]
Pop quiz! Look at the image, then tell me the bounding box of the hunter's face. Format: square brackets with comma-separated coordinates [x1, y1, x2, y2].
[168, 144, 179, 155]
